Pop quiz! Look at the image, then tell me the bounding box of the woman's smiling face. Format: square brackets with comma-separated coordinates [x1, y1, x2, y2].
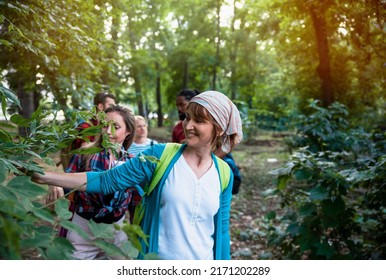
[183, 105, 216, 149]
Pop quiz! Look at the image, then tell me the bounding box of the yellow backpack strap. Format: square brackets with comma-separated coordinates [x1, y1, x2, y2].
[215, 156, 231, 192]
[146, 143, 181, 195]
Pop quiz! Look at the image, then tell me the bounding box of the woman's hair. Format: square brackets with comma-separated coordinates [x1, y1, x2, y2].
[135, 115, 147, 125]
[177, 88, 200, 102]
[93, 92, 117, 106]
[186, 102, 238, 152]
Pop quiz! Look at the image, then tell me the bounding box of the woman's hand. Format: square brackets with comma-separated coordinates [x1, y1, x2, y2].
[46, 185, 65, 209]
[30, 171, 47, 185]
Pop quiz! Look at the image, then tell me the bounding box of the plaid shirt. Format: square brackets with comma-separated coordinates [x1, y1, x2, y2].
[71, 118, 99, 150]
[66, 149, 139, 223]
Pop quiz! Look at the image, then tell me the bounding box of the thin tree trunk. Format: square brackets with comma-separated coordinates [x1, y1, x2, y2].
[309, 6, 334, 106]
[17, 82, 34, 137]
[155, 62, 163, 127]
[183, 60, 189, 89]
[212, 0, 221, 90]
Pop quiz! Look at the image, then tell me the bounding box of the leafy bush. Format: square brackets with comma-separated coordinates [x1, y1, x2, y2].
[264, 100, 385, 259]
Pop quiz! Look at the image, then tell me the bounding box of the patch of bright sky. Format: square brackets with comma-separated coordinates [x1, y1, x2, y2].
[220, 0, 234, 27]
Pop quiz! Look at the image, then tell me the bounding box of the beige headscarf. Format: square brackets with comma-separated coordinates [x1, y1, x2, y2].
[190, 90, 243, 153]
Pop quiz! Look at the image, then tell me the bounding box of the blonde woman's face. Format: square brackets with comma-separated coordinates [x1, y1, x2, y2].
[103, 111, 130, 145]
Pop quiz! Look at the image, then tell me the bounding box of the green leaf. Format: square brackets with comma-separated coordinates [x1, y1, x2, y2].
[121, 223, 148, 251]
[294, 169, 312, 180]
[45, 237, 75, 260]
[93, 239, 125, 259]
[55, 198, 72, 220]
[0, 121, 17, 129]
[31, 207, 55, 223]
[286, 222, 300, 235]
[7, 176, 47, 198]
[0, 84, 20, 107]
[119, 239, 139, 259]
[269, 162, 295, 176]
[0, 200, 30, 220]
[0, 186, 18, 201]
[310, 185, 329, 200]
[88, 220, 115, 239]
[59, 219, 90, 241]
[21, 231, 51, 248]
[10, 114, 30, 127]
[0, 216, 22, 259]
[144, 253, 161, 260]
[142, 155, 160, 163]
[265, 211, 276, 220]
[70, 146, 102, 155]
[299, 203, 317, 216]
[0, 129, 12, 142]
[0, 39, 14, 48]
[315, 241, 335, 259]
[0, 163, 6, 183]
[321, 198, 345, 217]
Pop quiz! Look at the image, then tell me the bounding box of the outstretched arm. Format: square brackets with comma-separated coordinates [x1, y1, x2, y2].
[32, 171, 87, 191]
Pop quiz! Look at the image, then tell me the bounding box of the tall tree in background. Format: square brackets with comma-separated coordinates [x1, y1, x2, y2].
[306, 1, 334, 106]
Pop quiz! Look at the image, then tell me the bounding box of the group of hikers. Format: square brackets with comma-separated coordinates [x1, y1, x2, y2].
[34, 89, 243, 260]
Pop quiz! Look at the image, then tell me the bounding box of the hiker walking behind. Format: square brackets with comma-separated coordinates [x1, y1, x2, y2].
[128, 115, 158, 156]
[171, 88, 200, 143]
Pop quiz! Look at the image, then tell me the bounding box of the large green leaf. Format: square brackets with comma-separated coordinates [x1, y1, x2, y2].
[299, 203, 317, 216]
[10, 114, 30, 127]
[0, 163, 6, 183]
[59, 219, 90, 240]
[31, 207, 55, 224]
[7, 175, 47, 198]
[45, 237, 75, 260]
[0, 84, 20, 107]
[310, 185, 329, 201]
[55, 198, 72, 220]
[88, 219, 115, 239]
[93, 239, 126, 259]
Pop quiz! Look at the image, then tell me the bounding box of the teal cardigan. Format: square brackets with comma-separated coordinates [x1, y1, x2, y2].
[86, 143, 233, 260]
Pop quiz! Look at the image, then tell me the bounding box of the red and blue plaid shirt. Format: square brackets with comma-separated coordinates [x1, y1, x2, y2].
[66, 149, 140, 223]
[71, 118, 99, 149]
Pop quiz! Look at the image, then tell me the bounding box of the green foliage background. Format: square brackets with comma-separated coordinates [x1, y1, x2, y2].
[0, 0, 384, 260]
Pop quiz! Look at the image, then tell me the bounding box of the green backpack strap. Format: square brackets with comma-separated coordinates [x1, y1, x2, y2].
[215, 156, 231, 192]
[146, 143, 181, 195]
[146, 143, 230, 194]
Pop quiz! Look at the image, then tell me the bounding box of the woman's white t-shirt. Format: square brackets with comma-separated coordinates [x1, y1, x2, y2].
[157, 155, 221, 260]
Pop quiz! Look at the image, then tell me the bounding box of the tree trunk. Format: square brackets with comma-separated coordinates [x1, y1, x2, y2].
[183, 60, 189, 89]
[17, 82, 34, 137]
[155, 62, 163, 127]
[309, 6, 334, 107]
[212, 0, 221, 90]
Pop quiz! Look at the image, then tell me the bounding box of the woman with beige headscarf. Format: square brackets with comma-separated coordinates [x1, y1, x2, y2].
[31, 90, 243, 260]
